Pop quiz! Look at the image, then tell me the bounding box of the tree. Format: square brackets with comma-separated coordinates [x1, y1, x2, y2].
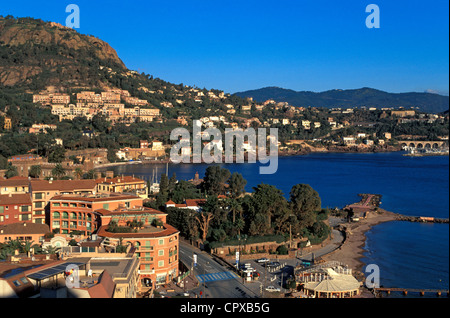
[228, 172, 247, 199]
[5, 164, 18, 179]
[289, 184, 321, 228]
[159, 174, 169, 194]
[48, 145, 66, 163]
[227, 198, 242, 223]
[51, 164, 66, 179]
[29, 165, 41, 178]
[250, 183, 288, 234]
[168, 172, 177, 192]
[195, 212, 214, 242]
[74, 167, 84, 180]
[202, 165, 231, 195]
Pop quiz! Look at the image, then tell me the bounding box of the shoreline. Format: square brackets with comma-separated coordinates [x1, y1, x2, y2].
[321, 209, 398, 280]
[94, 148, 406, 170]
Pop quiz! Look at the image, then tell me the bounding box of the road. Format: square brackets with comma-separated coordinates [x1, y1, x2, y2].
[177, 228, 345, 298]
[179, 240, 260, 298]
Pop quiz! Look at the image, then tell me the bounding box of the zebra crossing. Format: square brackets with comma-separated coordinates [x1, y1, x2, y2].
[196, 271, 238, 283]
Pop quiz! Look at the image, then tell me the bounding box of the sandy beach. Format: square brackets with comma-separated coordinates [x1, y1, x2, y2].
[322, 209, 398, 276]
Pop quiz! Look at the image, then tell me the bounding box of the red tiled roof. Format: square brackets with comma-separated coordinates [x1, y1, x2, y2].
[30, 180, 97, 192]
[0, 193, 32, 205]
[95, 176, 145, 184]
[166, 200, 176, 205]
[50, 194, 140, 202]
[97, 223, 179, 239]
[185, 199, 206, 207]
[87, 270, 116, 298]
[0, 222, 49, 235]
[0, 179, 30, 187]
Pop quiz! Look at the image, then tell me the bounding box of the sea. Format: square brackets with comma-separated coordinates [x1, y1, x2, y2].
[99, 151, 449, 296]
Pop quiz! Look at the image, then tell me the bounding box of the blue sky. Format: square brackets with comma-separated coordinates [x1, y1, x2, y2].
[1, 0, 449, 95]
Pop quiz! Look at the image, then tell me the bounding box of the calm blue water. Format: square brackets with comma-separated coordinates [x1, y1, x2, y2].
[102, 152, 449, 293]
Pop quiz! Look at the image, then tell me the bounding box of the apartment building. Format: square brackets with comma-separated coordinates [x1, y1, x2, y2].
[0, 177, 30, 195]
[30, 180, 97, 225]
[96, 206, 179, 286]
[0, 193, 33, 225]
[48, 194, 143, 235]
[96, 176, 148, 199]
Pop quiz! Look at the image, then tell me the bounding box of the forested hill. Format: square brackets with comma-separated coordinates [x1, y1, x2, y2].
[234, 87, 449, 114]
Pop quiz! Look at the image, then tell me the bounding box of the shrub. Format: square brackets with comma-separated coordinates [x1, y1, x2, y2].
[276, 245, 289, 255]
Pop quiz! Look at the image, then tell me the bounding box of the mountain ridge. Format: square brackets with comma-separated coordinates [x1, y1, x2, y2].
[234, 86, 449, 113]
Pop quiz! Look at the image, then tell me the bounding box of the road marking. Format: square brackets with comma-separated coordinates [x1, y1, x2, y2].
[196, 271, 238, 283]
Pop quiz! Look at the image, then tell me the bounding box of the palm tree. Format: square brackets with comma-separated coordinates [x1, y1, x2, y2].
[52, 164, 66, 179]
[44, 246, 59, 255]
[227, 199, 242, 223]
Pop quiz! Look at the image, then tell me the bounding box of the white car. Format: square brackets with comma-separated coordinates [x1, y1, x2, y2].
[256, 258, 270, 263]
[265, 286, 281, 292]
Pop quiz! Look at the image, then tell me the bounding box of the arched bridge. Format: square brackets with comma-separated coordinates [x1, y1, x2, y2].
[399, 141, 448, 149]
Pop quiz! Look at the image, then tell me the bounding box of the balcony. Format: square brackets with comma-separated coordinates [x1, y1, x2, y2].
[138, 246, 154, 251]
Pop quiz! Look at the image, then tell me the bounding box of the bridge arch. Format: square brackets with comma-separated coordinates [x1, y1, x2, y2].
[409, 143, 416, 148]
[401, 143, 408, 148]
[417, 143, 424, 149]
[424, 143, 432, 149]
[432, 143, 440, 149]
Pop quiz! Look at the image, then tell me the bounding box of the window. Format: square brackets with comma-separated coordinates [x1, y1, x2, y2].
[53, 221, 60, 227]
[12, 280, 21, 287]
[35, 193, 43, 200]
[62, 203, 69, 207]
[0, 206, 3, 213]
[158, 260, 164, 267]
[21, 214, 30, 221]
[158, 239, 164, 245]
[62, 212, 69, 219]
[158, 250, 164, 256]
[35, 202, 42, 208]
[53, 203, 60, 207]
[21, 206, 29, 212]
[103, 203, 109, 210]
[20, 277, 28, 284]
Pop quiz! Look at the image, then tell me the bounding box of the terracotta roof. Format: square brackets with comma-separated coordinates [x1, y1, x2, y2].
[166, 200, 176, 205]
[97, 223, 179, 239]
[30, 180, 97, 192]
[0, 222, 49, 235]
[185, 199, 206, 207]
[95, 176, 145, 184]
[7, 176, 30, 180]
[49, 194, 140, 202]
[0, 193, 32, 205]
[87, 270, 116, 298]
[0, 179, 30, 187]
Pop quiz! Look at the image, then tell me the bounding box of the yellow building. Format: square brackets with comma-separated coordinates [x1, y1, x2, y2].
[96, 176, 148, 199]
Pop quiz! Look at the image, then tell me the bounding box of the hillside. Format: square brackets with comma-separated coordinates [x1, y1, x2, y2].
[0, 16, 125, 90]
[234, 87, 449, 114]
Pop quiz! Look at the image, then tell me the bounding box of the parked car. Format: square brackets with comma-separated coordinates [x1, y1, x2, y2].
[265, 286, 281, 292]
[256, 258, 270, 263]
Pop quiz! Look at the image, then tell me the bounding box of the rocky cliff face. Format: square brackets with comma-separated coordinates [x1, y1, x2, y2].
[0, 17, 126, 89]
